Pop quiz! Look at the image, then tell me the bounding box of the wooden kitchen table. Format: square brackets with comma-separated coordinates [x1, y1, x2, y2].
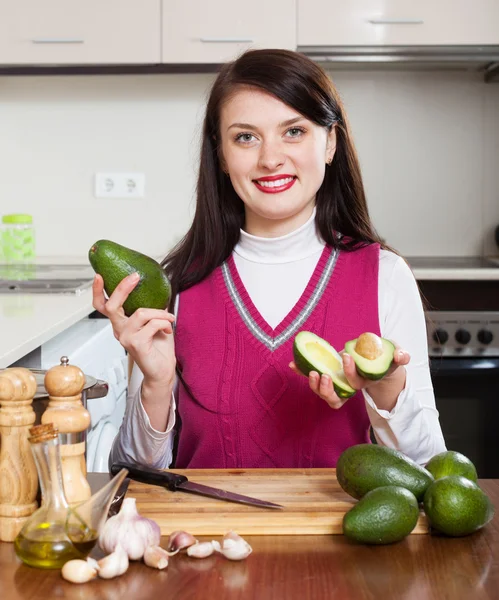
[1, 475, 498, 600]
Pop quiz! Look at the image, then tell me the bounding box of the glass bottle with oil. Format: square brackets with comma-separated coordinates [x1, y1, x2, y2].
[14, 423, 128, 569]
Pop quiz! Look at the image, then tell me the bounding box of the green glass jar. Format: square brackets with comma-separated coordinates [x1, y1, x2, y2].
[1, 213, 36, 263]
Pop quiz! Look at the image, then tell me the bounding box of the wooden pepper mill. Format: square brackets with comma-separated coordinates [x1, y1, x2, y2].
[41, 356, 91, 505]
[0, 368, 39, 542]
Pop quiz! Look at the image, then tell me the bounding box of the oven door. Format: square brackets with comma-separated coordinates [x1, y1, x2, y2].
[430, 357, 499, 478]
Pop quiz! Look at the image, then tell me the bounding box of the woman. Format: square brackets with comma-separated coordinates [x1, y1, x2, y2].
[94, 49, 446, 470]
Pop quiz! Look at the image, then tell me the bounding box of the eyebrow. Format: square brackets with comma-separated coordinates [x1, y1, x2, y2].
[227, 116, 305, 131]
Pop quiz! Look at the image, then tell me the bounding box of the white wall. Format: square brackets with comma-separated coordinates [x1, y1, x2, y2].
[1, 69, 498, 260]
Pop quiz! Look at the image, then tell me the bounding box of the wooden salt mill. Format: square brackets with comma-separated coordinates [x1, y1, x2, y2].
[41, 356, 91, 505]
[0, 368, 38, 542]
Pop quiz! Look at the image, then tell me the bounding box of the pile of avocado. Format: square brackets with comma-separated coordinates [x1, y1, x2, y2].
[337, 445, 495, 545]
[293, 331, 495, 543]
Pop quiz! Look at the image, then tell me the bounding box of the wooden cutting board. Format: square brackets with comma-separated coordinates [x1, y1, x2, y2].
[128, 468, 429, 536]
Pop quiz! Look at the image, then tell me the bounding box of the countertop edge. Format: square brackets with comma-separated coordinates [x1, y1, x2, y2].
[0, 292, 94, 369]
[413, 268, 499, 280]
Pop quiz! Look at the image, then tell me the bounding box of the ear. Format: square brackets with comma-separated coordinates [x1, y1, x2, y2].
[325, 126, 337, 164]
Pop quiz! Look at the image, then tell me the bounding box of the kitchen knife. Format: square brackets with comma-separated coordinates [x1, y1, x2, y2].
[110, 462, 283, 510]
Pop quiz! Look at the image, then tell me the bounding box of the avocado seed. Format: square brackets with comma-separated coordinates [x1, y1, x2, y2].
[354, 333, 383, 360]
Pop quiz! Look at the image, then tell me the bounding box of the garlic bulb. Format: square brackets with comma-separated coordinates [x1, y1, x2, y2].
[61, 559, 97, 583]
[98, 544, 129, 579]
[144, 545, 169, 569]
[213, 531, 253, 561]
[99, 497, 161, 560]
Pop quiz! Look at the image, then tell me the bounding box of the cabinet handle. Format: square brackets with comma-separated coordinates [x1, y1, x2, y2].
[31, 38, 85, 44]
[200, 37, 254, 43]
[368, 18, 424, 25]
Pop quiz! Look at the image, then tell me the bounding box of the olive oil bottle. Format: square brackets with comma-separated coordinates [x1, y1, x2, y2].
[14, 424, 97, 569]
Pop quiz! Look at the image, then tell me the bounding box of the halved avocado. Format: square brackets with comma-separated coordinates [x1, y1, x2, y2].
[344, 332, 395, 381]
[293, 331, 356, 399]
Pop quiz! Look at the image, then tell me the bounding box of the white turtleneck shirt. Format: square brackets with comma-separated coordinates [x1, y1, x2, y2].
[110, 210, 447, 470]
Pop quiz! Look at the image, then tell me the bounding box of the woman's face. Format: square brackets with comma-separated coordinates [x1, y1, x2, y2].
[219, 87, 336, 237]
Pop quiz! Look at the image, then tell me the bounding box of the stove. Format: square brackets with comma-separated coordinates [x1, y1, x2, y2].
[404, 257, 499, 357]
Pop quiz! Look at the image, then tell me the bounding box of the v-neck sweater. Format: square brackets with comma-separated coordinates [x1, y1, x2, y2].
[173, 242, 378, 468]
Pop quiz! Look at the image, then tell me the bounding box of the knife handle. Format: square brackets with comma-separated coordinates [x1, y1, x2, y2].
[110, 462, 188, 491]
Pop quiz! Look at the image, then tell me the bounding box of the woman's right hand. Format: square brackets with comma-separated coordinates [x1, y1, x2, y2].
[92, 272, 176, 388]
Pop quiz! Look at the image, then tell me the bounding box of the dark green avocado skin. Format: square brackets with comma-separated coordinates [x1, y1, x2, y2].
[89, 239, 171, 317]
[336, 444, 434, 502]
[343, 485, 420, 544]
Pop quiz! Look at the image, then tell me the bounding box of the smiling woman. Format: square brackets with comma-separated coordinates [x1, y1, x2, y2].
[93, 48, 447, 472]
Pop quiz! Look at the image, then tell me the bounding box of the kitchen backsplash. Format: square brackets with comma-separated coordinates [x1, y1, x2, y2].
[1, 69, 498, 260]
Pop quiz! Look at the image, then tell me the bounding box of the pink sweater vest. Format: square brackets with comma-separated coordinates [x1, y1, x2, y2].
[174, 243, 381, 468]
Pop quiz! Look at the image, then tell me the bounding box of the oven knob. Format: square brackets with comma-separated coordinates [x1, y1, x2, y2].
[455, 329, 471, 345]
[477, 329, 494, 345]
[432, 329, 449, 345]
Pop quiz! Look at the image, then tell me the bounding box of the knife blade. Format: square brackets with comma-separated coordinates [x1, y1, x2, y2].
[108, 476, 130, 517]
[110, 461, 283, 510]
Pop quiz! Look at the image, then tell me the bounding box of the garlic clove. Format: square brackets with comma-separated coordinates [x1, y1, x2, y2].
[167, 530, 198, 553]
[144, 545, 169, 569]
[213, 532, 253, 561]
[186, 541, 216, 559]
[97, 544, 129, 579]
[62, 559, 98, 583]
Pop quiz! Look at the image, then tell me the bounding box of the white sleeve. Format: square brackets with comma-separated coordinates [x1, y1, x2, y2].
[108, 361, 177, 469]
[362, 250, 447, 465]
[109, 294, 180, 470]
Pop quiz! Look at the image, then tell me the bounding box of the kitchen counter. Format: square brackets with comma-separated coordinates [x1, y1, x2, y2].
[0, 475, 497, 600]
[0, 289, 94, 368]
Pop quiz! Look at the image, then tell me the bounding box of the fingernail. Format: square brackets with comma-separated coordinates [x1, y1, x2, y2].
[343, 354, 350, 366]
[398, 350, 404, 360]
[129, 272, 140, 282]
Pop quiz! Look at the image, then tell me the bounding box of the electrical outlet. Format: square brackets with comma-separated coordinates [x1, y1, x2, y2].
[94, 172, 145, 198]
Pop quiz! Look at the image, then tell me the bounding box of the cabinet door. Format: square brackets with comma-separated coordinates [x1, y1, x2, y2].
[162, 0, 296, 63]
[298, 0, 499, 46]
[0, 0, 161, 65]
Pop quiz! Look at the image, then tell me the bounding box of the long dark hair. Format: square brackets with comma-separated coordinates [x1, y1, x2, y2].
[162, 48, 388, 308]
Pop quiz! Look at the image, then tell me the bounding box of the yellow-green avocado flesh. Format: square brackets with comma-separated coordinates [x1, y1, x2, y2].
[293, 331, 355, 399]
[344, 336, 395, 380]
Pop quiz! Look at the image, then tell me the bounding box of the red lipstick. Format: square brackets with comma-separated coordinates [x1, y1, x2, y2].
[253, 174, 296, 194]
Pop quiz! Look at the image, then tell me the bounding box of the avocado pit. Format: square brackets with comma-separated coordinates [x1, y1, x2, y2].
[354, 332, 384, 360]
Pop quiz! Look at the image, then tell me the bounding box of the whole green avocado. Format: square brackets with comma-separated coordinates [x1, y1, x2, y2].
[336, 444, 434, 502]
[343, 485, 420, 544]
[424, 475, 495, 536]
[88, 239, 171, 316]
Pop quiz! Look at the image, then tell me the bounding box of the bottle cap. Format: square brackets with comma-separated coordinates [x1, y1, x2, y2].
[2, 214, 33, 224]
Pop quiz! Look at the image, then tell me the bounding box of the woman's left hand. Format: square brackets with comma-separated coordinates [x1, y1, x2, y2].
[289, 348, 410, 410]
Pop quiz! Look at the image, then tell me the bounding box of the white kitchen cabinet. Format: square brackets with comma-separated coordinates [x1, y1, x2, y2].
[298, 0, 499, 46]
[162, 0, 296, 64]
[0, 0, 161, 65]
